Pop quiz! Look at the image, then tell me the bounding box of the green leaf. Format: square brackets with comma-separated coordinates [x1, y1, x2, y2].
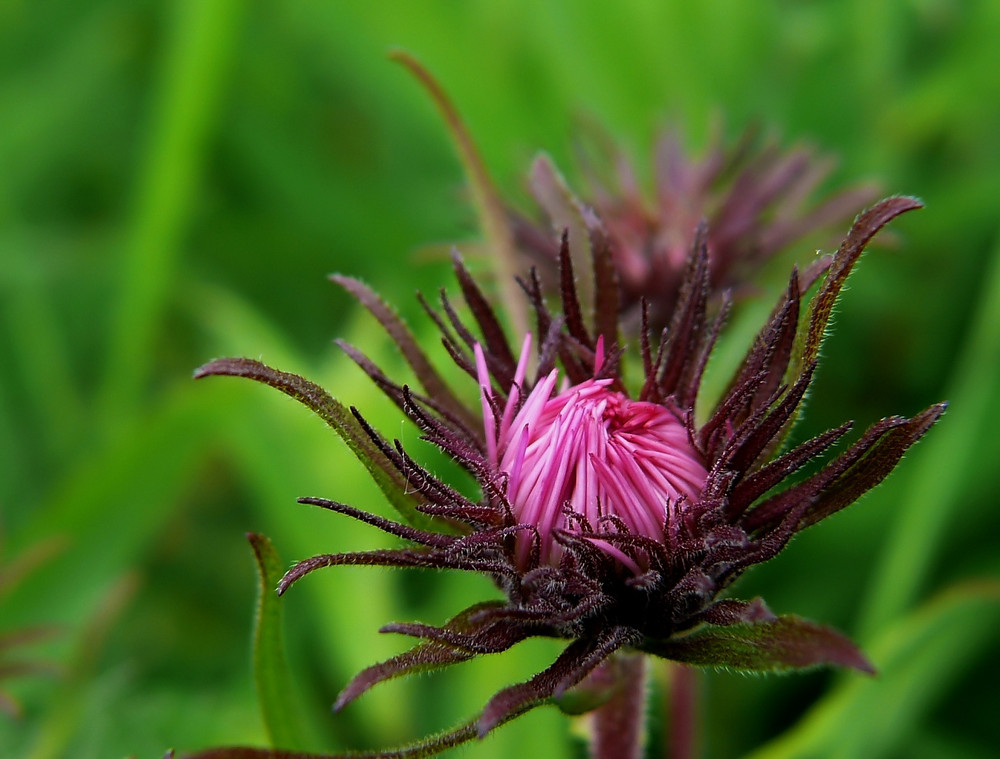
[26, 575, 138, 759]
[639, 614, 873, 674]
[248, 533, 306, 751]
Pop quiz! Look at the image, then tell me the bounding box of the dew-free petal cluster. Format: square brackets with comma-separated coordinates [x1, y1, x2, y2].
[476, 336, 707, 571]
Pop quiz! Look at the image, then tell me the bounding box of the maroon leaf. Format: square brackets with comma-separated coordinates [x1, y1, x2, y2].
[334, 601, 508, 711]
[591, 226, 620, 354]
[332, 275, 474, 428]
[478, 625, 640, 736]
[639, 613, 874, 674]
[799, 402, 947, 528]
[174, 714, 480, 759]
[451, 251, 517, 383]
[744, 402, 947, 532]
[799, 196, 922, 370]
[557, 229, 592, 349]
[726, 421, 853, 516]
[193, 357, 436, 529]
[656, 224, 710, 398]
[698, 597, 777, 626]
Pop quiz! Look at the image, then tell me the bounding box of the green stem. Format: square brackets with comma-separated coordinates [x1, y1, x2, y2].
[589, 652, 647, 759]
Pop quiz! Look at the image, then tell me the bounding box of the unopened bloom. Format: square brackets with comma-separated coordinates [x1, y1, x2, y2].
[515, 126, 879, 328]
[476, 335, 707, 572]
[196, 196, 944, 744]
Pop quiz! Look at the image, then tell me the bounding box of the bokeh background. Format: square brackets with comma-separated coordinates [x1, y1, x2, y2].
[2, 1, 999, 757]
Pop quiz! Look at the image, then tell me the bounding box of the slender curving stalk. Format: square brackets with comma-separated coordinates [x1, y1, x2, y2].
[389, 50, 529, 340]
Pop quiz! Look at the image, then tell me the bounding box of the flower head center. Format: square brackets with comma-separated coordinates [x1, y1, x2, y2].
[476, 337, 707, 570]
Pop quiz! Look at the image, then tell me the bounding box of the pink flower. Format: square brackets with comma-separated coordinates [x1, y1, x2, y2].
[476, 335, 707, 572]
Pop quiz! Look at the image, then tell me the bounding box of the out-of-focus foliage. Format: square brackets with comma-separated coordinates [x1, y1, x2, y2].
[1, 1, 997, 758]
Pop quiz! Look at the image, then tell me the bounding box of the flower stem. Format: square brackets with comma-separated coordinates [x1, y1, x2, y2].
[589, 652, 647, 759]
[667, 663, 698, 759]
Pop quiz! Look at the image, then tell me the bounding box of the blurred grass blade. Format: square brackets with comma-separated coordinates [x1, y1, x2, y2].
[0, 624, 61, 719]
[0, 7, 120, 187]
[389, 50, 528, 340]
[4, 276, 84, 458]
[10, 386, 221, 602]
[100, 0, 243, 421]
[27, 574, 139, 759]
[858, 228, 1000, 639]
[0, 537, 65, 602]
[743, 580, 1000, 759]
[248, 533, 307, 751]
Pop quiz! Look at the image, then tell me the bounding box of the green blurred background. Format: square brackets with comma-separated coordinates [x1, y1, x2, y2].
[2, 1, 999, 757]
